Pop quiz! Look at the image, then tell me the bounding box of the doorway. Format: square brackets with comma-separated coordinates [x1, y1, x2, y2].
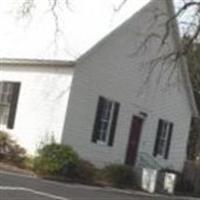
[125, 116, 144, 166]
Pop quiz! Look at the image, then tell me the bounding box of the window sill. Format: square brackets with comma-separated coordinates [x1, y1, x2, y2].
[156, 154, 168, 161]
[96, 140, 108, 146]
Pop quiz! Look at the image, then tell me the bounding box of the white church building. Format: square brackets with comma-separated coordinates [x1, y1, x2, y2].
[0, 0, 198, 172]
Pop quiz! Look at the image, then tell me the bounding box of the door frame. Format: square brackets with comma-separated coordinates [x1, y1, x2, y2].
[125, 114, 146, 166]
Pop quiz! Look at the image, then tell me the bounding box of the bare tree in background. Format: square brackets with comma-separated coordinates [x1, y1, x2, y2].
[17, 0, 72, 52]
[17, 0, 200, 69]
[17, 0, 200, 99]
[17, 0, 200, 94]
[113, 0, 200, 92]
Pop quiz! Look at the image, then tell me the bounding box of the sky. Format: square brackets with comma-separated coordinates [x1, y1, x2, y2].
[0, 0, 186, 61]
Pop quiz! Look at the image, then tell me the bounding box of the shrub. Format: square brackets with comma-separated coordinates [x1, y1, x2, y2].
[33, 143, 79, 176]
[21, 156, 34, 170]
[0, 131, 27, 167]
[73, 159, 96, 183]
[102, 164, 135, 188]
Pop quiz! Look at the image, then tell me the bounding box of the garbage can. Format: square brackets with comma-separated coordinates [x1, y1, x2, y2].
[156, 170, 177, 194]
[141, 168, 158, 193]
[141, 168, 177, 194]
[163, 171, 177, 194]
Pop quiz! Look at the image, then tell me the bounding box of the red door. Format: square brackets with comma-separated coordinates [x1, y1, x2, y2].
[125, 116, 144, 166]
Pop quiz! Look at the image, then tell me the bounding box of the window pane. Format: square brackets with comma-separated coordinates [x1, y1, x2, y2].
[92, 96, 119, 145]
[0, 104, 9, 126]
[99, 121, 109, 142]
[100, 130, 107, 141]
[98, 99, 112, 142]
[158, 139, 165, 154]
[155, 119, 173, 157]
[102, 101, 112, 120]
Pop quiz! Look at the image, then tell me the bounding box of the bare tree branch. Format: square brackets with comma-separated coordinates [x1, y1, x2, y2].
[16, 0, 200, 77]
[18, 0, 35, 18]
[113, 0, 129, 12]
[48, 0, 61, 51]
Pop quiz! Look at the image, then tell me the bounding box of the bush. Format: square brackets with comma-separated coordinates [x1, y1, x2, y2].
[33, 143, 79, 176]
[0, 131, 27, 167]
[102, 164, 135, 188]
[73, 159, 96, 183]
[21, 156, 34, 170]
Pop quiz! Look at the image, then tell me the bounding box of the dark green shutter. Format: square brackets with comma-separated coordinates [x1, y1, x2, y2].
[108, 102, 120, 146]
[7, 83, 21, 129]
[153, 119, 163, 157]
[91, 96, 105, 143]
[164, 123, 173, 159]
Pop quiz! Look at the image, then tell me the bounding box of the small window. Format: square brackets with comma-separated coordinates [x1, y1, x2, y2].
[153, 119, 173, 159]
[0, 82, 21, 129]
[91, 96, 120, 146]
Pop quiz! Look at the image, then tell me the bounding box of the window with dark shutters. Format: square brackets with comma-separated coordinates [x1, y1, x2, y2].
[153, 119, 163, 157]
[0, 81, 21, 129]
[108, 102, 120, 146]
[91, 96, 105, 143]
[7, 83, 21, 129]
[153, 119, 174, 159]
[91, 96, 120, 146]
[164, 123, 173, 159]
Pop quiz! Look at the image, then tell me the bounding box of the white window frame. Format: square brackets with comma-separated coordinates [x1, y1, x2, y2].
[97, 98, 115, 144]
[157, 120, 171, 157]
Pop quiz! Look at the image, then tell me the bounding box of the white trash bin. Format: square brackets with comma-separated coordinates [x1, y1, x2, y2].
[141, 168, 177, 194]
[141, 168, 158, 193]
[163, 172, 176, 194]
[156, 170, 177, 194]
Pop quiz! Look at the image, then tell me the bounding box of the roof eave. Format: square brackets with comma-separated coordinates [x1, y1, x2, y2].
[0, 58, 75, 68]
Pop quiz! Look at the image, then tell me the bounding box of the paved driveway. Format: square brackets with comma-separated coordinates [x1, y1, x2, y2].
[0, 170, 198, 200]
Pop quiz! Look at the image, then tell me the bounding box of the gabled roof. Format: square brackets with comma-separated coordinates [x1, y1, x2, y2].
[0, 58, 75, 68]
[77, 0, 198, 117]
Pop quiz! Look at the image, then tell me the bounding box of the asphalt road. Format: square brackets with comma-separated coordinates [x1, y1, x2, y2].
[0, 170, 198, 200]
